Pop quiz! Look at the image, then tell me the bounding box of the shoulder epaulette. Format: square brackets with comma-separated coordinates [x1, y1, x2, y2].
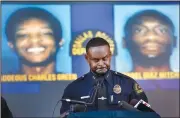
[112, 70, 134, 80]
[75, 73, 88, 81]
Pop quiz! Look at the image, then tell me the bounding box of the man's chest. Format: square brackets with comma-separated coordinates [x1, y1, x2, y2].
[71, 80, 132, 104]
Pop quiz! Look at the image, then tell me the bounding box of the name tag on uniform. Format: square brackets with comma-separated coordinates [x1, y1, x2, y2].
[80, 96, 90, 99]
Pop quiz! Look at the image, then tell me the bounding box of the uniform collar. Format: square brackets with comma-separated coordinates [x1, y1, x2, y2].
[89, 70, 113, 86]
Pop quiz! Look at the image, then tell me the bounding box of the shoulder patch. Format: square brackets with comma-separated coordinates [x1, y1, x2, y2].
[133, 83, 143, 94]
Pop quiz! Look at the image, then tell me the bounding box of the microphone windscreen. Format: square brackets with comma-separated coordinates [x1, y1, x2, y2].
[118, 101, 140, 112]
[71, 104, 86, 112]
[130, 99, 139, 106]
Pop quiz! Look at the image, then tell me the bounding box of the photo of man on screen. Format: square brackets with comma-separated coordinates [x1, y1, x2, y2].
[123, 10, 177, 72]
[5, 7, 63, 74]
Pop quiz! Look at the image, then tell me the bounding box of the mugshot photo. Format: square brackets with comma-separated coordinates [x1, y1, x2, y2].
[114, 4, 179, 73]
[1, 4, 72, 75]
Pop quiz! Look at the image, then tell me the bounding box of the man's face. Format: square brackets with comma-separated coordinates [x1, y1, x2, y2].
[85, 45, 112, 75]
[129, 18, 174, 58]
[10, 18, 57, 64]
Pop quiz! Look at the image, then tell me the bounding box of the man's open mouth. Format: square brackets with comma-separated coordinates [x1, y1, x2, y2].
[142, 43, 161, 51]
[26, 47, 46, 54]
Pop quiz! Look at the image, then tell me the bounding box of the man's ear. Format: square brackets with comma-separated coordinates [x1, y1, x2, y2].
[109, 50, 112, 56]
[8, 42, 14, 50]
[85, 53, 88, 62]
[59, 39, 64, 47]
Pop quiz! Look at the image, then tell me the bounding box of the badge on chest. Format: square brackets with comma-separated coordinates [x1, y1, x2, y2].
[113, 84, 121, 94]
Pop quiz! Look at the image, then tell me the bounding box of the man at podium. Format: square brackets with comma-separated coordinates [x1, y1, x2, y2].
[60, 37, 148, 115]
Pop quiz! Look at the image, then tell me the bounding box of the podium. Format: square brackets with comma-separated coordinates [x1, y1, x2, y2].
[68, 111, 161, 118]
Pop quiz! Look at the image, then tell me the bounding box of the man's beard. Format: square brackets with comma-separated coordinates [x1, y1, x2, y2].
[127, 42, 172, 67]
[18, 53, 56, 67]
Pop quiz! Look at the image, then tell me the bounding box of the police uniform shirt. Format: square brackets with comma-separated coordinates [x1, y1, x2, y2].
[60, 70, 148, 114]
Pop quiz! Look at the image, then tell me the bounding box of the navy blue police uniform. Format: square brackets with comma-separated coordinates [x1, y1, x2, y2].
[60, 70, 148, 114]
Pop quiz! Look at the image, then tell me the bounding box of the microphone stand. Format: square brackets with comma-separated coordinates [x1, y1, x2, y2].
[86, 81, 100, 106]
[61, 78, 103, 113]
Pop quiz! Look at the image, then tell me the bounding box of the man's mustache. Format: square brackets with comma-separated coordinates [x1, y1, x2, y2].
[141, 40, 164, 46]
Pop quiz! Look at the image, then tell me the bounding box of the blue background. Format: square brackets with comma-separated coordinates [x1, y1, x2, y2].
[1, 2, 179, 118]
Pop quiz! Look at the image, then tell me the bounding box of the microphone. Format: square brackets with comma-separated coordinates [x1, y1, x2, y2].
[70, 104, 87, 112]
[118, 101, 140, 112]
[61, 99, 87, 105]
[132, 99, 161, 118]
[129, 99, 139, 106]
[60, 78, 102, 113]
[61, 78, 103, 113]
[86, 78, 102, 105]
[61, 99, 88, 112]
[132, 99, 155, 112]
[62, 77, 100, 104]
